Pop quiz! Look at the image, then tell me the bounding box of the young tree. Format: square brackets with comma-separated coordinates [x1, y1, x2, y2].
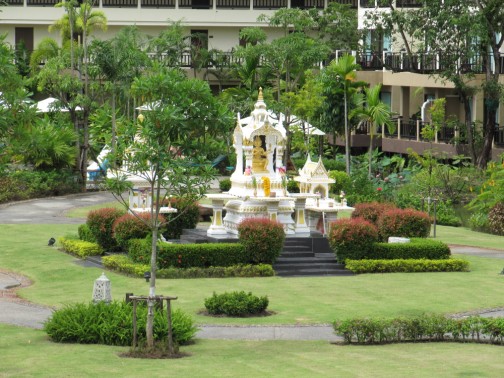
[318, 55, 366, 174]
[107, 67, 232, 349]
[351, 83, 395, 178]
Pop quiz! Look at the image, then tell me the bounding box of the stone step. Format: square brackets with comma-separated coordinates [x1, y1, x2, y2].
[276, 256, 337, 264]
[274, 268, 354, 277]
[278, 251, 315, 258]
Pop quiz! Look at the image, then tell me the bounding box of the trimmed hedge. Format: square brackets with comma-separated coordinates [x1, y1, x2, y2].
[86, 207, 126, 251]
[377, 208, 432, 241]
[334, 315, 504, 345]
[128, 239, 248, 268]
[328, 218, 379, 263]
[204, 291, 269, 316]
[345, 258, 470, 273]
[238, 218, 285, 264]
[112, 212, 166, 250]
[370, 238, 451, 260]
[58, 237, 104, 258]
[102, 255, 275, 278]
[44, 301, 197, 346]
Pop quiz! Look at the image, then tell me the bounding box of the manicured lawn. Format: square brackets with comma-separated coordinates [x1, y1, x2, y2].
[1, 224, 504, 326]
[65, 201, 124, 218]
[436, 225, 504, 250]
[1, 323, 503, 377]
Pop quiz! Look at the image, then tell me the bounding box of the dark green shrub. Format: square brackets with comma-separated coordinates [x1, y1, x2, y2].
[78, 224, 96, 243]
[58, 237, 104, 257]
[0, 169, 80, 204]
[328, 170, 351, 195]
[112, 213, 166, 250]
[204, 291, 269, 316]
[161, 198, 200, 239]
[44, 301, 197, 346]
[102, 255, 275, 278]
[238, 218, 285, 264]
[128, 239, 248, 268]
[328, 218, 379, 263]
[345, 258, 469, 273]
[469, 211, 490, 232]
[488, 202, 504, 235]
[287, 179, 300, 193]
[219, 178, 231, 192]
[377, 208, 431, 241]
[370, 238, 451, 260]
[334, 315, 503, 345]
[351, 202, 397, 225]
[86, 207, 126, 251]
[323, 158, 346, 172]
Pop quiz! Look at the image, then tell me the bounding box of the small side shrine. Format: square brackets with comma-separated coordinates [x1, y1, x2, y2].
[206, 88, 353, 237]
[108, 126, 177, 217]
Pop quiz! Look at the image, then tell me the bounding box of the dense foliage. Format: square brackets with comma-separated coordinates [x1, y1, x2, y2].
[238, 218, 285, 264]
[328, 218, 379, 263]
[334, 315, 504, 345]
[58, 237, 104, 257]
[377, 208, 432, 241]
[0, 170, 80, 204]
[488, 202, 504, 236]
[128, 239, 248, 268]
[77, 224, 96, 243]
[345, 258, 469, 274]
[351, 202, 396, 225]
[204, 291, 269, 317]
[161, 198, 200, 240]
[102, 254, 275, 278]
[112, 213, 166, 250]
[86, 207, 126, 251]
[44, 301, 197, 346]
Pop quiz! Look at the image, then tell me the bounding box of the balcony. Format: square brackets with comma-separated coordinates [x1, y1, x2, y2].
[103, 0, 138, 7]
[141, 0, 176, 8]
[395, 0, 422, 7]
[216, 0, 250, 8]
[26, 0, 59, 5]
[3, 0, 23, 5]
[329, 0, 358, 8]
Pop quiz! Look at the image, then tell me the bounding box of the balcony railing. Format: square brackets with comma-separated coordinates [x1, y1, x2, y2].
[253, 0, 287, 8]
[141, 0, 175, 7]
[27, 0, 59, 5]
[3, 0, 24, 5]
[328, 0, 358, 8]
[216, 0, 249, 7]
[102, 0, 137, 7]
[395, 0, 422, 7]
[495, 125, 504, 147]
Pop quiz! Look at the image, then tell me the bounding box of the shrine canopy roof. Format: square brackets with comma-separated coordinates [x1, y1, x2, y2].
[295, 155, 335, 184]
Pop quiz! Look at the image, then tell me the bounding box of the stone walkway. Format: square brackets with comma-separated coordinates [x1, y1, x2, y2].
[1, 192, 504, 340]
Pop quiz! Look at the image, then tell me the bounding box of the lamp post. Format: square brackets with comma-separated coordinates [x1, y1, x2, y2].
[92, 272, 112, 303]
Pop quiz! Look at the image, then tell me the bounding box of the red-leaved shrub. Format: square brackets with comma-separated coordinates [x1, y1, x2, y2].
[328, 218, 379, 263]
[377, 208, 432, 241]
[113, 212, 166, 250]
[488, 202, 504, 236]
[238, 218, 285, 264]
[86, 207, 126, 251]
[351, 202, 397, 225]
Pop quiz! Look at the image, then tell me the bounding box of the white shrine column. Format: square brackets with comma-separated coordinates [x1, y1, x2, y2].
[243, 146, 253, 171]
[206, 194, 235, 236]
[234, 142, 244, 176]
[276, 146, 284, 171]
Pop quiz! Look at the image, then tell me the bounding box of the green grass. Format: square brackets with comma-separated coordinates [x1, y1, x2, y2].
[1, 224, 504, 326]
[1, 324, 503, 377]
[436, 225, 504, 250]
[65, 201, 124, 218]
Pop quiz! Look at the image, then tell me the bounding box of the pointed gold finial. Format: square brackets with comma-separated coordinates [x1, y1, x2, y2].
[258, 87, 263, 101]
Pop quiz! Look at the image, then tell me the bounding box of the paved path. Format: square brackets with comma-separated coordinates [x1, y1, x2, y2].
[1, 192, 504, 340]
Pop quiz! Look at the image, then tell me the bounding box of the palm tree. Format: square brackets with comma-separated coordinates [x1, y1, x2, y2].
[329, 55, 363, 175]
[351, 83, 395, 178]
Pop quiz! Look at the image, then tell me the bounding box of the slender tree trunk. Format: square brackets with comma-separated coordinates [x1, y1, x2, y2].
[460, 94, 477, 164]
[344, 88, 351, 175]
[111, 89, 117, 165]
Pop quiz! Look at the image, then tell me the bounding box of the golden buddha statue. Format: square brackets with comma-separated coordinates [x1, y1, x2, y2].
[252, 136, 268, 173]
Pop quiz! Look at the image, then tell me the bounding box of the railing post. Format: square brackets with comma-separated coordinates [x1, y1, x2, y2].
[416, 120, 420, 142]
[435, 125, 439, 144]
[397, 118, 401, 140]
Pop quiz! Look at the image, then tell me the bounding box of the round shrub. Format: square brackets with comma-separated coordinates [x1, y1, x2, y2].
[219, 178, 231, 192]
[238, 218, 285, 264]
[351, 202, 397, 225]
[204, 291, 269, 316]
[488, 202, 504, 235]
[44, 301, 197, 346]
[287, 179, 300, 193]
[328, 218, 379, 263]
[78, 224, 96, 243]
[162, 198, 200, 239]
[377, 208, 432, 241]
[328, 170, 351, 195]
[86, 207, 126, 251]
[113, 212, 166, 250]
